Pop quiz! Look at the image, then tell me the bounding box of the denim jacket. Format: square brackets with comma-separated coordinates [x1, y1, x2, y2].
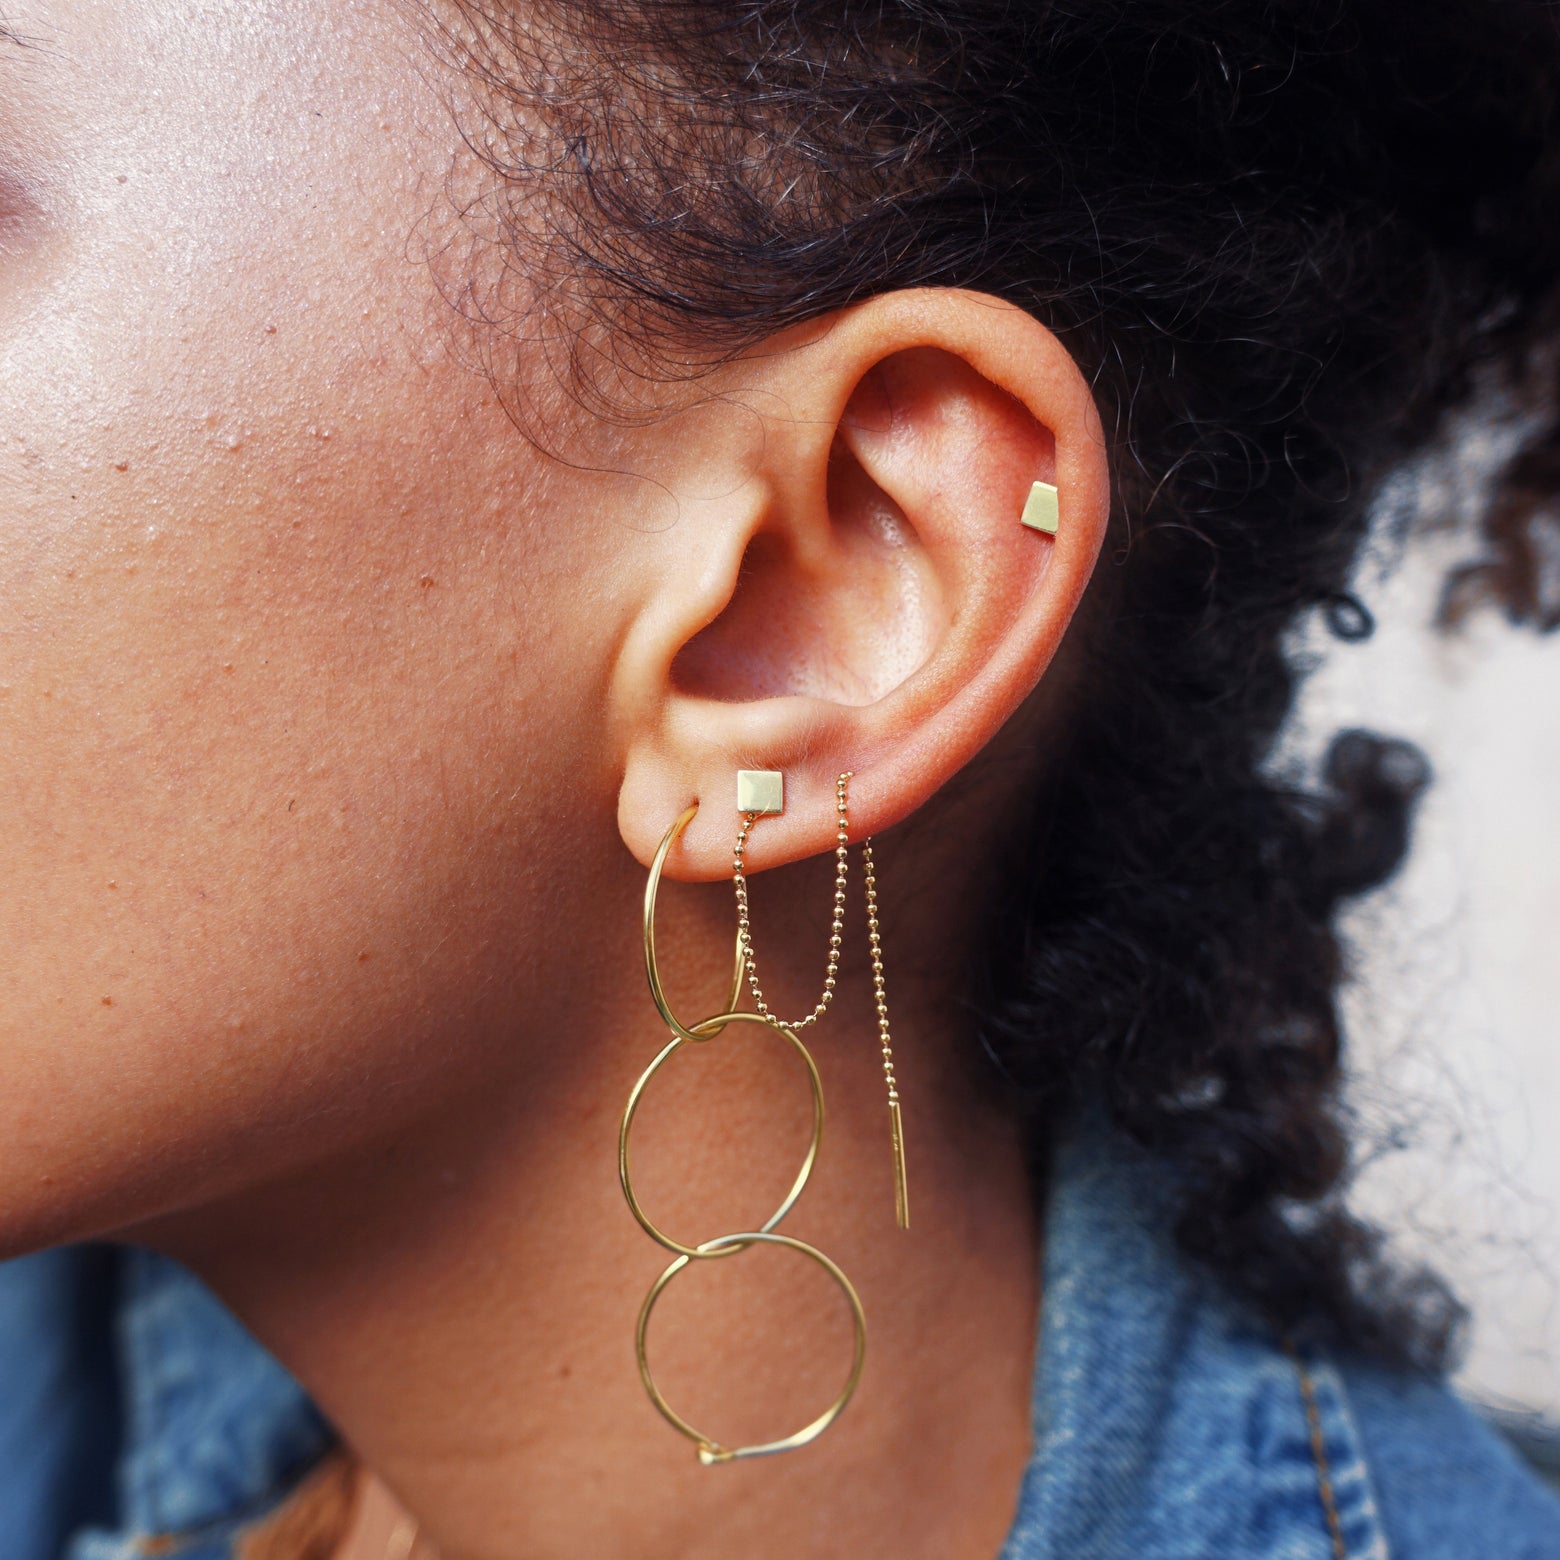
[3, 1112, 1557, 1559]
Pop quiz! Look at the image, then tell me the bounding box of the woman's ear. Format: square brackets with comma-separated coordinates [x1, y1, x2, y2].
[610, 287, 1109, 879]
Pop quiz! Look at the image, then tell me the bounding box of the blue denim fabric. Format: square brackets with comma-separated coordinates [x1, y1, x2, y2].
[1, 1112, 1556, 1557]
[998, 1116, 1560, 1559]
[0, 1248, 118, 1557]
[0, 1246, 330, 1560]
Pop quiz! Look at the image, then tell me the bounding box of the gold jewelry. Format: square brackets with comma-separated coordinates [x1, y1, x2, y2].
[735, 767, 784, 814]
[864, 837, 910, 1230]
[621, 790, 866, 1464]
[732, 772, 909, 1230]
[618, 772, 911, 1464]
[1020, 478, 1059, 534]
[732, 771, 850, 1030]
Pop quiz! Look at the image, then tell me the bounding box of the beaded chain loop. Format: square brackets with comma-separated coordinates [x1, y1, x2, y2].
[732, 772, 851, 1029]
[733, 772, 908, 1231]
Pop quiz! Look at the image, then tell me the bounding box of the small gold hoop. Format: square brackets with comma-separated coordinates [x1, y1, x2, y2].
[634, 1230, 868, 1464]
[618, 1010, 825, 1260]
[643, 803, 745, 1044]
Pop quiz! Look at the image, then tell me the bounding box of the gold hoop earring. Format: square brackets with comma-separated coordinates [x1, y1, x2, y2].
[620, 787, 865, 1464]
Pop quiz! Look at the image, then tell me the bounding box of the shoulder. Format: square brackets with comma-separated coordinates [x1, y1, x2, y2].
[1328, 1348, 1560, 1559]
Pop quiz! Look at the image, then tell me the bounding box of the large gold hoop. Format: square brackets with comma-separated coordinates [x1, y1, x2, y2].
[643, 803, 745, 1044]
[634, 1230, 868, 1464]
[618, 1009, 825, 1260]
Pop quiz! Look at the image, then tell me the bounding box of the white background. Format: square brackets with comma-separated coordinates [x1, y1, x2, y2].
[1281, 399, 1560, 1421]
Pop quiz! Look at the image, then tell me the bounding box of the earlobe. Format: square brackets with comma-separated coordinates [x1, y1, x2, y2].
[613, 288, 1110, 881]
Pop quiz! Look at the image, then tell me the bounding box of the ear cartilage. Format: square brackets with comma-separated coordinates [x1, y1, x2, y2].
[736, 770, 785, 815]
[1020, 480, 1059, 535]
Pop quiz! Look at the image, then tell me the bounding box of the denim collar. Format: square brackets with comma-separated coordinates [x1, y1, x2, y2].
[61, 1108, 1386, 1558]
[999, 1109, 1387, 1559]
[67, 1249, 330, 1560]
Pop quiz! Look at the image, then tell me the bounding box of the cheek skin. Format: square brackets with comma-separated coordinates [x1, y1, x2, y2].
[0, 2, 618, 1252]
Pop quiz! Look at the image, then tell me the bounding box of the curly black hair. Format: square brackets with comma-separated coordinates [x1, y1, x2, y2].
[428, 0, 1560, 1370]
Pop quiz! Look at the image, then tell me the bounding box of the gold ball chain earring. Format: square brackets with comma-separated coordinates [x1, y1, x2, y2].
[618, 769, 909, 1465]
[732, 773, 909, 1229]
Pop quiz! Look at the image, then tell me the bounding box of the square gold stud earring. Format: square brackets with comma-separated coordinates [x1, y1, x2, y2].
[736, 769, 784, 814]
[1020, 479, 1059, 535]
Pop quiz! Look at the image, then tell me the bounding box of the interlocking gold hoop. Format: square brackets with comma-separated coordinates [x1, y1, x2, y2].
[643, 804, 744, 1045]
[637, 1232, 867, 1465]
[622, 799, 868, 1464]
[618, 1009, 824, 1260]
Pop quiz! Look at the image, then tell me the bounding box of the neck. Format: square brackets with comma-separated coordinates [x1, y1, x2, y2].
[148, 865, 1043, 1560]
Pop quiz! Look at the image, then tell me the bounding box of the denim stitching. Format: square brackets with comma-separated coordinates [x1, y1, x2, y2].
[1283, 1338, 1393, 1560]
[1287, 1338, 1348, 1560]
